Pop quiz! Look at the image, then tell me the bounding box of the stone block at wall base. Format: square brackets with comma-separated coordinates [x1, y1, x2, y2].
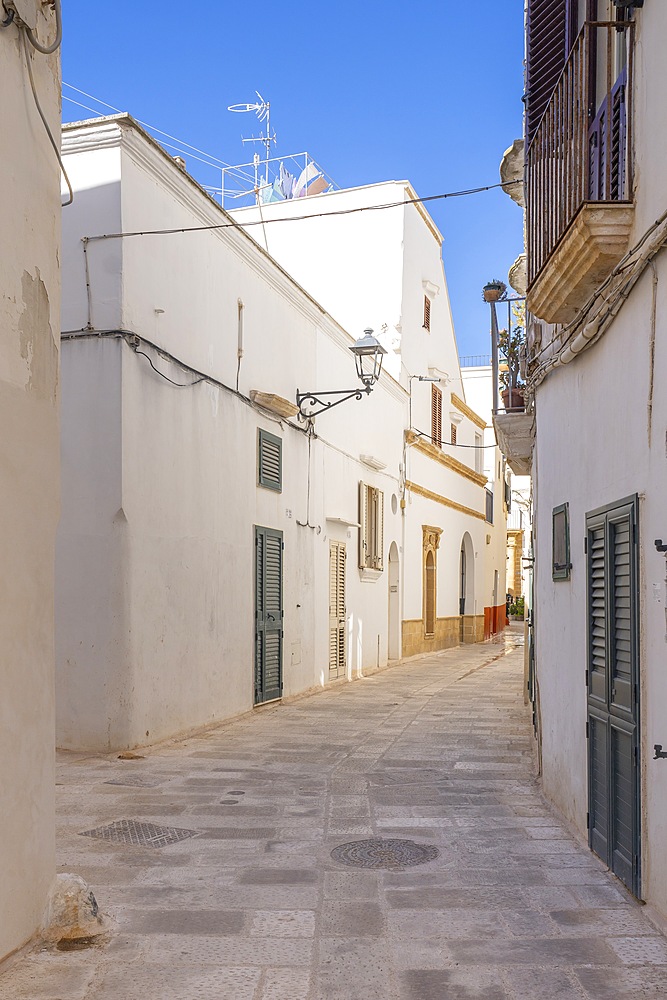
[401, 615, 485, 658]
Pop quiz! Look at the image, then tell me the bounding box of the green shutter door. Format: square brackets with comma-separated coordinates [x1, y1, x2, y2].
[255, 526, 283, 704]
[586, 496, 640, 896]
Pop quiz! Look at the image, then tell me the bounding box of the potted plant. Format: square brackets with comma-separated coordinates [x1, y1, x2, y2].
[498, 312, 526, 412]
[482, 279, 507, 303]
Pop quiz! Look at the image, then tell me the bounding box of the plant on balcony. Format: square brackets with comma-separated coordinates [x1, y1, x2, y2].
[498, 303, 526, 411]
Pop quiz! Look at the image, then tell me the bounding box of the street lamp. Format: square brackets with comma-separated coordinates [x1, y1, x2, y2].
[296, 328, 387, 418]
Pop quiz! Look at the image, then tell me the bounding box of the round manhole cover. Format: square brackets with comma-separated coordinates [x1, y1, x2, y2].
[331, 838, 440, 870]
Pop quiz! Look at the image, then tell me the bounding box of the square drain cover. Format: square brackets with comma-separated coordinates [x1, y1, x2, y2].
[80, 819, 200, 849]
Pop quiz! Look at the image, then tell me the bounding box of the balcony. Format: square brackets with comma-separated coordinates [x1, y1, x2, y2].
[526, 21, 634, 324]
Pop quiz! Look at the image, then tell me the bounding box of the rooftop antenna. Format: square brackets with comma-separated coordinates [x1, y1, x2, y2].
[228, 92, 276, 203]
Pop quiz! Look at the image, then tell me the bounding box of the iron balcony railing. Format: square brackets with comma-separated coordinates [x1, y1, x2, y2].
[526, 21, 634, 285]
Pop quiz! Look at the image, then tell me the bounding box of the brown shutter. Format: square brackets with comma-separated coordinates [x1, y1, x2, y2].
[526, 0, 568, 148]
[423, 295, 431, 331]
[431, 384, 442, 448]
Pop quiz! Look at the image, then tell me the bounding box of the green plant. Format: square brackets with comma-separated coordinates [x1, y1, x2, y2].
[509, 596, 525, 616]
[498, 301, 526, 392]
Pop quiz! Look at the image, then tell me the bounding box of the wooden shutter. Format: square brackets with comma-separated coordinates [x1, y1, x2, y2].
[526, 0, 568, 147]
[431, 385, 442, 448]
[423, 295, 431, 331]
[374, 490, 384, 571]
[258, 429, 282, 492]
[329, 541, 346, 675]
[586, 496, 639, 895]
[359, 481, 369, 568]
[255, 526, 283, 704]
[450, 422, 457, 446]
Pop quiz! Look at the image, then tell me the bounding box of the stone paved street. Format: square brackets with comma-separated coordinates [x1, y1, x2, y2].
[2, 630, 666, 999]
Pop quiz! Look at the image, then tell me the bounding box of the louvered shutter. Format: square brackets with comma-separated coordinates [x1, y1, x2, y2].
[258, 429, 282, 492]
[255, 526, 283, 704]
[329, 541, 346, 675]
[431, 385, 442, 448]
[525, 0, 568, 148]
[423, 295, 431, 331]
[586, 497, 639, 896]
[359, 482, 369, 568]
[374, 490, 384, 571]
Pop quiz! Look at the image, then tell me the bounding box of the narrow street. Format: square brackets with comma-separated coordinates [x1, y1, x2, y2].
[2, 632, 665, 1000]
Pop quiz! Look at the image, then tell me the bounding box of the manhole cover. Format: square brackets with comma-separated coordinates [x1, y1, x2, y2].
[80, 819, 200, 849]
[331, 838, 440, 870]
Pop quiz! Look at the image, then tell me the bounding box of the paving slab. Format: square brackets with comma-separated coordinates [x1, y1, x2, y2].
[0, 628, 665, 999]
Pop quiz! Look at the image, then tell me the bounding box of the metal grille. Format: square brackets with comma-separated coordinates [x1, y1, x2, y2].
[331, 838, 439, 870]
[80, 819, 200, 848]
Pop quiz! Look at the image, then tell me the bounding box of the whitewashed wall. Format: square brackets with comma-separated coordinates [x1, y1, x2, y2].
[0, 7, 61, 961]
[531, 0, 667, 921]
[58, 118, 406, 751]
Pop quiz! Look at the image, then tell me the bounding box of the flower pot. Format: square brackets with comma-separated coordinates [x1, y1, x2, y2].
[501, 388, 525, 412]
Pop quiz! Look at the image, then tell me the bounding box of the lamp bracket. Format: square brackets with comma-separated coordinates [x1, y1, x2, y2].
[296, 385, 372, 419]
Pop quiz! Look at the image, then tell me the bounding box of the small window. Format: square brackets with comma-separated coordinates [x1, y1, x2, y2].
[485, 488, 494, 524]
[552, 503, 571, 580]
[258, 428, 282, 492]
[359, 482, 384, 571]
[475, 433, 483, 474]
[423, 295, 431, 331]
[431, 384, 442, 448]
[450, 422, 457, 445]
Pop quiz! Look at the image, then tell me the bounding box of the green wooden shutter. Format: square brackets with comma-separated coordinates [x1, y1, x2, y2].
[258, 429, 282, 492]
[255, 525, 283, 704]
[586, 495, 639, 896]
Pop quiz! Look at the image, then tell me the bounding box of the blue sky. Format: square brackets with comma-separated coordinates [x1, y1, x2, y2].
[61, 0, 525, 357]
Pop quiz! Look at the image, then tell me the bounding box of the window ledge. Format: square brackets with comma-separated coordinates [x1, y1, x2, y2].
[359, 568, 383, 582]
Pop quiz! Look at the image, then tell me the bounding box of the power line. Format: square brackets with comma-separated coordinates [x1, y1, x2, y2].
[83, 180, 522, 242]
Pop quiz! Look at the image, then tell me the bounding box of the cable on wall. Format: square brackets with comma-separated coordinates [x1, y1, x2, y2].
[23, 0, 61, 53]
[20, 24, 73, 205]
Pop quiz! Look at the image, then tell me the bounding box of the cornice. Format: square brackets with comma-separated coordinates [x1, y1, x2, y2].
[450, 392, 487, 430]
[405, 430, 488, 487]
[406, 481, 486, 521]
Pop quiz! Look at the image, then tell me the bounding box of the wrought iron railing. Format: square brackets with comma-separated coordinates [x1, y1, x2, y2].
[526, 21, 634, 285]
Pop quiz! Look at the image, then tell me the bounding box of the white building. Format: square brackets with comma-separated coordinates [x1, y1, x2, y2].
[0, 0, 62, 962]
[57, 115, 507, 753]
[498, 0, 667, 922]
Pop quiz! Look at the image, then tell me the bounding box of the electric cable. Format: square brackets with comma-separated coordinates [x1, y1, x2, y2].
[410, 426, 498, 449]
[23, 0, 61, 52]
[21, 29, 73, 205]
[80, 179, 522, 243]
[132, 348, 205, 388]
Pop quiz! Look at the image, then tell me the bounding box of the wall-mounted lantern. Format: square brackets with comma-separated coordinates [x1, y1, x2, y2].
[296, 328, 387, 418]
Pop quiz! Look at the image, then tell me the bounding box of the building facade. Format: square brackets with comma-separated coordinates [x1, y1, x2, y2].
[500, 0, 667, 921]
[57, 115, 507, 754]
[0, 0, 62, 961]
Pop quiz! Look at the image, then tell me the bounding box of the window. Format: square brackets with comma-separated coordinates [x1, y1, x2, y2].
[505, 478, 512, 513]
[359, 482, 384, 571]
[450, 422, 457, 446]
[475, 433, 483, 474]
[431, 384, 442, 448]
[258, 428, 282, 492]
[552, 503, 571, 580]
[485, 488, 494, 524]
[423, 294, 431, 331]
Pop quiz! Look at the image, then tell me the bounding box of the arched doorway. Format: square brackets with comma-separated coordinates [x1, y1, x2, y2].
[388, 542, 400, 660]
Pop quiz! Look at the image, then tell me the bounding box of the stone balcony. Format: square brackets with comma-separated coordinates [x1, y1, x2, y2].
[493, 410, 535, 477]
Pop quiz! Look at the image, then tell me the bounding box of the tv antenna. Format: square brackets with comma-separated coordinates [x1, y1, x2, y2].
[228, 92, 276, 201]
